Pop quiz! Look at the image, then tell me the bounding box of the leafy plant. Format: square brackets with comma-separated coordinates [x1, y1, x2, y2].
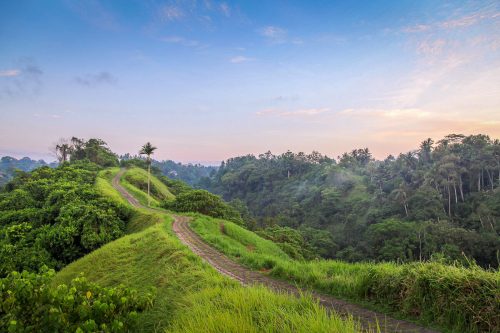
[0, 268, 154, 332]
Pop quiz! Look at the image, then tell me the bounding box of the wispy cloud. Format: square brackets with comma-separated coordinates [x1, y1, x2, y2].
[416, 39, 446, 57]
[33, 113, 62, 119]
[257, 107, 330, 117]
[260, 26, 287, 43]
[403, 8, 499, 34]
[75, 72, 117, 87]
[229, 56, 254, 63]
[219, 3, 230, 17]
[160, 5, 184, 21]
[339, 108, 433, 119]
[0, 69, 21, 77]
[65, 0, 120, 30]
[161, 36, 200, 47]
[259, 25, 304, 45]
[403, 24, 431, 33]
[0, 59, 43, 98]
[336, 106, 500, 157]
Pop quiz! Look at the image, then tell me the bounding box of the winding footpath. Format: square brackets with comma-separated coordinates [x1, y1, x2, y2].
[112, 170, 438, 333]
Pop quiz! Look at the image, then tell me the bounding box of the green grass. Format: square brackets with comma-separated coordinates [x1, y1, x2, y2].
[191, 214, 290, 261]
[121, 167, 175, 206]
[95, 168, 130, 207]
[166, 285, 362, 333]
[52, 168, 366, 332]
[54, 211, 364, 333]
[120, 176, 161, 207]
[190, 216, 500, 333]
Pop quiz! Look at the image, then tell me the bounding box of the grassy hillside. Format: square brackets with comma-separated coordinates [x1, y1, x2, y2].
[53, 170, 364, 333]
[54, 213, 363, 332]
[121, 167, 175, 206]
[191, 216, 500, 333]
[96, 167, 129, 207]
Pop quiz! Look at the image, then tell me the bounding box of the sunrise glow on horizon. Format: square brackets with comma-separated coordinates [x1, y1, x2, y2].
[1, 1, 499, 164]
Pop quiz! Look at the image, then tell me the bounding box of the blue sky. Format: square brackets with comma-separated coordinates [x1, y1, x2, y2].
[1, 0, 499, 163]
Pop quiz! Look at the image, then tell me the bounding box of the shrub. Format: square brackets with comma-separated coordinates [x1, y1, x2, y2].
[163, 190, 243, 225]
[0, 163, 129, 275]
[0, 268, 154, 332]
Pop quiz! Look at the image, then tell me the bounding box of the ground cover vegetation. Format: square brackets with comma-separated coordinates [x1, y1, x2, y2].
[2, 135, 498, 332]
[51, 172, 364, 333]
[0, 140, 154, 331]
[190, 215, 500, 333]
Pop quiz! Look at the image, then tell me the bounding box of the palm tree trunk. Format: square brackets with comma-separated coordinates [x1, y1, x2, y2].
[148, 161, 151, 207]
[447, 184, 451, 217]
[459, 175, 464, 202]
[478, 172, 481, 192]
[453, 182, 458, 204]
[486, 169, 493, 190]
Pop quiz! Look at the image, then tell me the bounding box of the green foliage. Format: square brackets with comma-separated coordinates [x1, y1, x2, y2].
[362, 262, 499, 332]
[164, 189, 243, 225]
[201, 135, 500, 268]
[95, 168, 130, 208]
[151, 159, 217, 186]
[69, 138, 119, 167]
[122, 168, 175, 202]
[257, 225, 317, 260]
[53, 210, 359, 333]
[190, 216, 500, 333]
[0, 268, 153, 332]
[191, 215, 290, 262]
[0, 163, 129, 275]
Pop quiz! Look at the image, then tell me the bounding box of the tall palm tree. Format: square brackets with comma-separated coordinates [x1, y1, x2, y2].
[139, 142, 157, 207]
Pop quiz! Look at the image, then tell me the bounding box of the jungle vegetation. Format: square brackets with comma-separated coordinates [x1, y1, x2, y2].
[200, 134, 500, 268]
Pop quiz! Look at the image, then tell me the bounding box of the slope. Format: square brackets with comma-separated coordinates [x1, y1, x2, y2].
[190, 216, 499, 333]
[120, 167, 175, 206]
[111, 168, 442, 333]
[53, 168, 363, 333]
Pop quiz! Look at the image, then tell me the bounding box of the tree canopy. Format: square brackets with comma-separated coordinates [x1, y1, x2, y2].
[200, 134, 500, 268]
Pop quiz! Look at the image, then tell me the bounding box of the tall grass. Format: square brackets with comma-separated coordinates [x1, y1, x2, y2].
[191, 216, 500, 333]
[53, 212, 365, 332]
[167, 285, 362, 333]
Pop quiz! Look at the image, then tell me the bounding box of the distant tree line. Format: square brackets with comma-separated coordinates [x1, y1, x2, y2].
[0, 156, 57, 187]
[200, 134, 500, 268]
[120, 153, 217, 185]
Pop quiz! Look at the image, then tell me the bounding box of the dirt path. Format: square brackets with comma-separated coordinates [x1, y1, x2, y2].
[112, 170, 438, 333]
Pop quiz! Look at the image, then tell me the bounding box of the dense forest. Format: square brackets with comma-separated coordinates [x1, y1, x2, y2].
[200, 134, 500, 268]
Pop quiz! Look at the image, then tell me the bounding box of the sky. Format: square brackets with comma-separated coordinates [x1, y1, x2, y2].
[1, 0, 499, 164]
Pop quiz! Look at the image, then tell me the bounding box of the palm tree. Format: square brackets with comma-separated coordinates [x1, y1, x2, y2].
[139, 142, 157, 207]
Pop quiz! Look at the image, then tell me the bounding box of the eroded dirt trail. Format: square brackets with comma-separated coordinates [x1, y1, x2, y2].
[113, 170, 438, 333]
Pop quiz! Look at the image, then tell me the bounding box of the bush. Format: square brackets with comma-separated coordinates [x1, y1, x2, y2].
[257, 226, 316, 260]
[163, 190, 243, 225]
[0, 268, 154, 332]
[0, 163, 129, 275]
